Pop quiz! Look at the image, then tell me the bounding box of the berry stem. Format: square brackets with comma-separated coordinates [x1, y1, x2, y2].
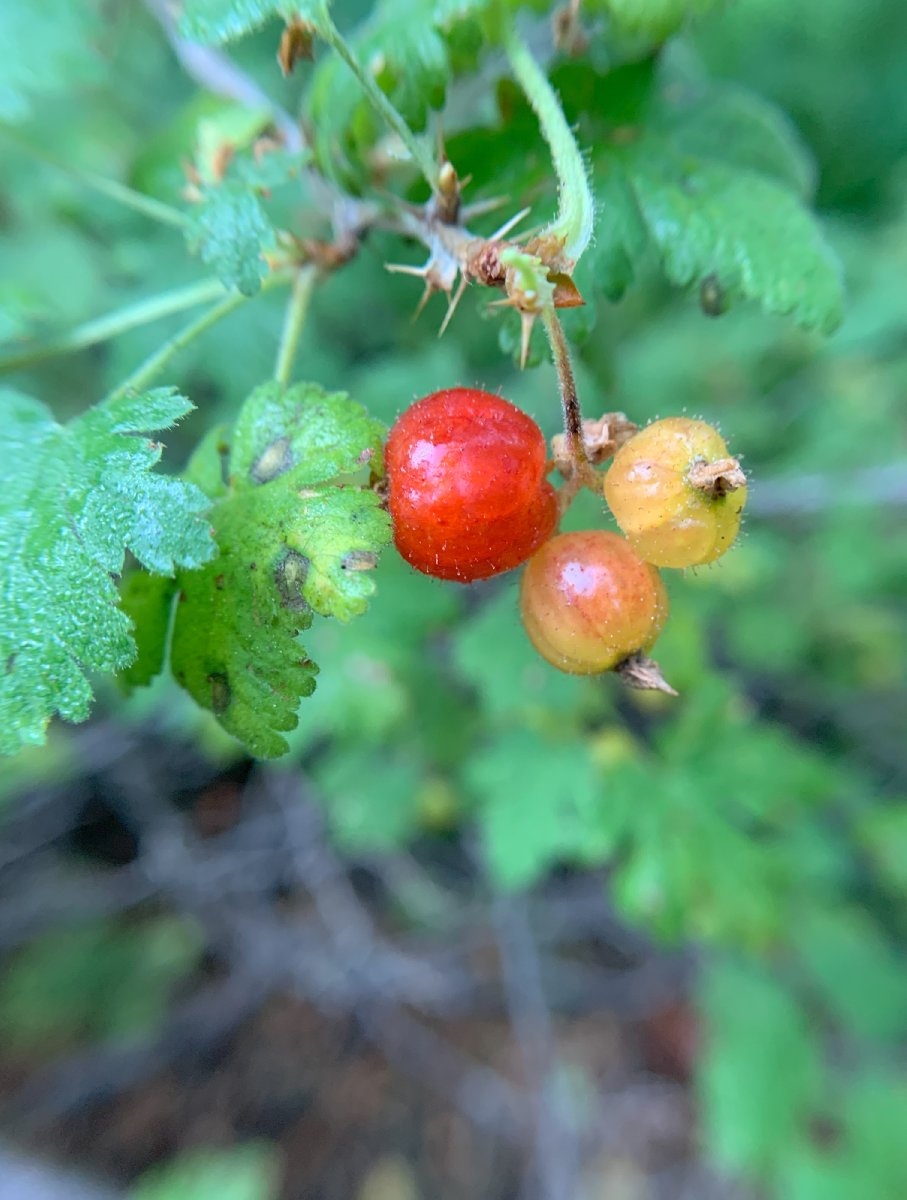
[541, 306, 597, 502]
[274, 265, 317, 388]
[318, 14, 441, 197]
[107, 269, 294, 400]
[502, 24, 593, 264]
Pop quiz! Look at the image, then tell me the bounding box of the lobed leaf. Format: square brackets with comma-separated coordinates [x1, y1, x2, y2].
[583, 67, 844, 330]
[184, 182, 275, 296]
[167, 382, 390, 758]
[466, 729, 609, 889]
[0, 388, 215, 756]
[623, 146, 844, 332]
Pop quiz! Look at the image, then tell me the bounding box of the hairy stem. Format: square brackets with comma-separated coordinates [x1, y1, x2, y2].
[541, 307, 595, 496]
[274, 266, 317, 387]
[503, 25, 593, 263]
[108, 271, 293, 400]
[0, 128, 187, 229]
[0, 279, 229, 376]
[319, 14, 441, 196]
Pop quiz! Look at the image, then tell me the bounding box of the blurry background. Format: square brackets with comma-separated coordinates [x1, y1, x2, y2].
[1, 0, 907, 1197]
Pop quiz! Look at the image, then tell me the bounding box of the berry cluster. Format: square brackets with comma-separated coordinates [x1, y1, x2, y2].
[385, 388, 746, 689]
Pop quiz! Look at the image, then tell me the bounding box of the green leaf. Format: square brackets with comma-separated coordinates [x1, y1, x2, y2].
[132, 1145, 280, 1200]
[699, 958, 822, 1175]
[307, 0, 448, 179]
[594, 0, 725, 41]
[168, 382, 390, 758]
[466, 729, 609, 889]
[839, 1076, 907, 1197]
[580, 165, 650, 302]
[0, 0, 103, 122]
[314, 748, 424, 851]
[585, 70, 843, 330]
[665, 86, 816, 199]
[179, 0, 326, 45]
[0, 388, 215, 756]
[855, 804, 907, 899]
[118, 571, 178, 689]
[624, 148, 844, 331]
[185, 182, 275, 296]
[230, 380, 386, 486]
[452, 588, 587, 723]
[795, 906, 907, 1041]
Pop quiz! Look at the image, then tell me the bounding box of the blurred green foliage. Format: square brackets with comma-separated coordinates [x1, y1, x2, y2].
[0, 917, 203, 1051]
[131, 1144, 280, 1200]
[1, 0, 906, 1197]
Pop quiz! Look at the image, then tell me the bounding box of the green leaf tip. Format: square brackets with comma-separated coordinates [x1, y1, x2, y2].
[179, 0, 329, 46]
[0, 387, 216, 756]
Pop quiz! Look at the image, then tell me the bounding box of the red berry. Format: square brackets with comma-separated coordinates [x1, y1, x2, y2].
[519, 530, 668, 674]
[386, 388, 559, 582]
[604, 417, 747, 569]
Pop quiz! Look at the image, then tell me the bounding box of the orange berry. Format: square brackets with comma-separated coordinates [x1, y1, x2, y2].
[519, 530, 668, 675]
[604, 417, 746, 568]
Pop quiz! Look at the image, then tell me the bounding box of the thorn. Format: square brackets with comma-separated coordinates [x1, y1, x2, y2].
[461, 195, 511, 221]
[412, 280, 438, 322]
[519, 312, 538, 368]
[490, 206, 533, 242]
[385, 261, 429, 278]
[438, 275, 468, 337]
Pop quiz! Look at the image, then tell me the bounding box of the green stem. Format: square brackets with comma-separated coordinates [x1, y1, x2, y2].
[0, 278, 228, 375]
[108, 271, 293, 400]
[319, 14, 440, 196]
[503, 25, 593, 263]
[274, 266, 317, 387]
[1, 127, 187, 229]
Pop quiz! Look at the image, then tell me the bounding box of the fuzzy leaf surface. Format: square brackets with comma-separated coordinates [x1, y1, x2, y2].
[184, 182, 274, 296]
[0, 388, 214, 755]
[179, 0, 328, 45]
[579, 66, 843, 329]
[169, 382, 390, 758]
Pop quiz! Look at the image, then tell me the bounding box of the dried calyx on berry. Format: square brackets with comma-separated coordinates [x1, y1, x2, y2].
[604, 417, 747, 569]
